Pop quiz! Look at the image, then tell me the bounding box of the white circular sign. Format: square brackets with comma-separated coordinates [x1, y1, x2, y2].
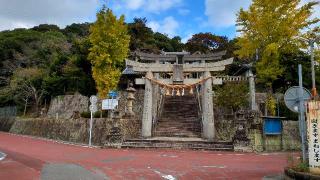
[89, 104, 98, 112]
[284, 86, 311, 113]
[90, 95, 98, 104]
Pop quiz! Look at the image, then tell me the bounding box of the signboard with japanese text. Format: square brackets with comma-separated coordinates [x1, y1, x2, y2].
[307, 101, 320, 174]
[102, 99, 118, 110]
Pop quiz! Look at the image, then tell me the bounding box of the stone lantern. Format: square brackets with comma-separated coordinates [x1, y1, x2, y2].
[125, 82, 136, 117]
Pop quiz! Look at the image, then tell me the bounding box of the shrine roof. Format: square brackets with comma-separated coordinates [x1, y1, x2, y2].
[122, 67, 142, 75]
[131, 50, 227, 62]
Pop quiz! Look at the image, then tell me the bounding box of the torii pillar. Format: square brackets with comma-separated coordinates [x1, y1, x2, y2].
[202, 71, 215, 141]
[142, 71, 153, 138]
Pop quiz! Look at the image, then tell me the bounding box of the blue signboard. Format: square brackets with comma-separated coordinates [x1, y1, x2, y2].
[108, 91, 118, 98]
[263, 117, 282, 135]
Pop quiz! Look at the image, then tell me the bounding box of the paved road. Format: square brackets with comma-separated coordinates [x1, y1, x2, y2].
[0, 132, 295, 180]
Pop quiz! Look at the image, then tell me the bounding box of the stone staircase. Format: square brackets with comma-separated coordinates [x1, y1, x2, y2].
[154, 95, 201, 138]
[120, 94, 234, 151]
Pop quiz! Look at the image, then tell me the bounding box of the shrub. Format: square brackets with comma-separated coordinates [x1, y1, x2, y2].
[80, 111, 90, 118]
[214, 82, 249, 111]
[81, 111, 108, 118]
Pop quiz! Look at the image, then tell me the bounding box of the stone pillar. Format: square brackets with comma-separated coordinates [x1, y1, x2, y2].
[202, 71, 215, 141]
[152, 73, 159, 121]
[142, 71, 153, 138]
[247, 69, 257, 111]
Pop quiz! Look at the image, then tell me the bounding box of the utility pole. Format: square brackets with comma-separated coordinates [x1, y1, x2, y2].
[297, 36, 320, 98]
[309, 39, 317, 97]
[298, 64, 307, 162]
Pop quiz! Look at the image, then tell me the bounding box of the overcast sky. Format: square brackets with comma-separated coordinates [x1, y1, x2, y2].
[0, 0, 319, 42]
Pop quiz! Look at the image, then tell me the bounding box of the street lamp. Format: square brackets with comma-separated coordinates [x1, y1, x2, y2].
[297, 35, 320, 98]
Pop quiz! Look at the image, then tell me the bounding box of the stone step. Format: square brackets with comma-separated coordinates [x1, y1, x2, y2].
[161, 113, 198, 116]
[155, 127, 200, 131]
[159, 119, 199, 121]
[155, 130, 201, 133]
[156, 124, 201, 128]
[156, 122, 201, 125]
[155, 128, 200, 132]
[121, 138, 234, 151]
[154, 132, 200, 138]
[154, 128, 201, 132]
[160, 116, 198, 119]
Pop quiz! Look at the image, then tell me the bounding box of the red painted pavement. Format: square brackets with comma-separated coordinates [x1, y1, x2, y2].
[0, 132, 296, 180]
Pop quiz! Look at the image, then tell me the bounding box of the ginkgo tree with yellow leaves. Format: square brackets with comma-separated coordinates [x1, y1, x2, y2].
[88, 7, 130, 98]
[236, 0, 319, 88]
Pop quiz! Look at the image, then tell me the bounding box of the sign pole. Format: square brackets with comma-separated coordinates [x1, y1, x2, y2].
[111, 95, 114, 119]
[89, 111, 93, 146]
[298, 64, 307, 162]
[89, 95, 98, 147]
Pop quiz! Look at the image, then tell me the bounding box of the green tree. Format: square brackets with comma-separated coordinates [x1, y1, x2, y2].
[63, 23, 90, 38]
[170, 36, 184, 52]
[153, 32, 174, 52]
[186, 33, 229, 54]
[32, 24, 60, 32]
[236, 0, 319, 88]
[214, 82, 249, 111]
[88, 7, 130, 98]
[127, 18, 154, 50]
[10, 68, 46, 115]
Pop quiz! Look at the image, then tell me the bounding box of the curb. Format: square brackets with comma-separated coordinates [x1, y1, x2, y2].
[284, 167, 320, 179]
[0, 132, 102, 149]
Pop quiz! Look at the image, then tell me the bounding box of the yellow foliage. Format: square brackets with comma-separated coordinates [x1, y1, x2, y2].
[88, 7, 130, 98]
[266, 94, 276, 116]
[236, 0, 319, 86]
[256, 43, 284, 87]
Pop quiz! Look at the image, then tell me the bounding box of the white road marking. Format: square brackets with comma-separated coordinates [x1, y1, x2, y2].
[148, 167, 177, 180]
[202, 165, 226, 168]
[0, 152, 6, 161]
[161, 154, 178, 158]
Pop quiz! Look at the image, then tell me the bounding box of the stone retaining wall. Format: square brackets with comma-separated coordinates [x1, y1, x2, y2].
[47, 93, 89, 119]
[117, 88, 144, 120]
[248, 120, 301, 152]
[9, 117, 140, 146]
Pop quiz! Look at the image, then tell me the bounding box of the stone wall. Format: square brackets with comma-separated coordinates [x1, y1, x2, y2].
[214, 108, 258, 142]
[248, 129, 264, 152]
[47, 92, 89, 119]
[117, 88, 145, 120]
[214, 107, 301, 152]
[9, 117, 140, 146]
[282, 121, 301, 150]
[3, 90, 302, 151]
[247, 120, 301, 152]
[5, 90, 143, 146]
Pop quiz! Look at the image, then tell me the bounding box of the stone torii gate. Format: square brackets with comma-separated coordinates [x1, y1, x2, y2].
[124, 51, 233, 141]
